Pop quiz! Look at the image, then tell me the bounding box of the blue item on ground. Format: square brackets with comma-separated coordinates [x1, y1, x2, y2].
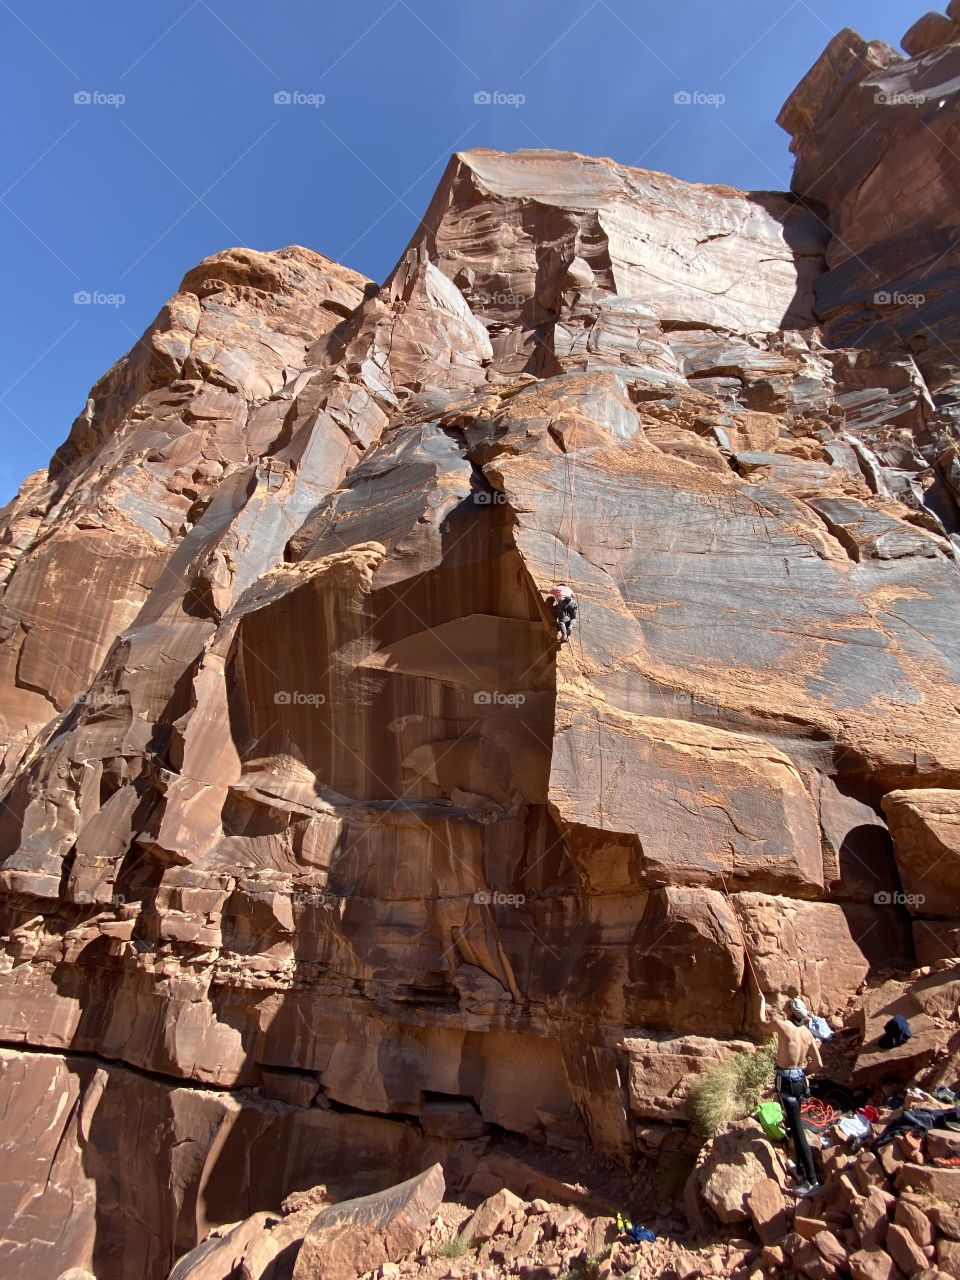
[628, 1226, 656, 1243]
[879, 1014, 912, 1049]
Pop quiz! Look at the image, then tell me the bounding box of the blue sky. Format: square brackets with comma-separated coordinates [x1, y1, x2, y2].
[0, 0, 925, 506]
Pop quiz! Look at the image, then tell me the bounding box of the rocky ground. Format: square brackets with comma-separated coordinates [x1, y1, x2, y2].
[166, 1084, 960, 1280]
[158, 960, 960, 1279]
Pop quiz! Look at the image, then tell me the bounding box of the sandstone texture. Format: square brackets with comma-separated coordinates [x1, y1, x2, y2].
[883, 790, 960, 916]
[289, 1164, 444, 1280]
[2, 8, 960, 1280]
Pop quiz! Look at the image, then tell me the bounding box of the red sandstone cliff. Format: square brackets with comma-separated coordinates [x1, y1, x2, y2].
[2, 10, 960, 1280]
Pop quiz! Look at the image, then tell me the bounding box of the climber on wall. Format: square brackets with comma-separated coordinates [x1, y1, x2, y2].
[757, 988, 823, 1198]
[546, 583, 578, 644]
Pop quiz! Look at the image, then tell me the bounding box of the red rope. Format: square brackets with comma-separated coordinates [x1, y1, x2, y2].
[565, 446, 577, 580]
[547, 440, 777, 1007]
[801, 1098, 836, 1128]
[555, 445, 783, 993]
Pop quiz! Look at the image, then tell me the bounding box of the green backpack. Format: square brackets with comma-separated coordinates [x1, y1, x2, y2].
[756, 1100, 786, 1140]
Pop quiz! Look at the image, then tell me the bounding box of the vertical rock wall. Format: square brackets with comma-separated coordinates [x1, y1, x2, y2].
[1, 10, 960, 1278]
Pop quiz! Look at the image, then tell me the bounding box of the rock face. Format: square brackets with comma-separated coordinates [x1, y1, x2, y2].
[290, 1163, 444, 1280]
[884, 790, 960, 912]
[0, 1047, 462, 1280]
[779, 12, 960, 523]
[167, 1166, 446, 1280]
[2, 9, 960, 1280]
[0, 247, 370, 783]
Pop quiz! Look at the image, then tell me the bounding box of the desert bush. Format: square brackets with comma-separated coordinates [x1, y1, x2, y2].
[691, 1039, 776, 1137]
[558, 1244, 613, 1280]
[436, 1232, 470, 1258]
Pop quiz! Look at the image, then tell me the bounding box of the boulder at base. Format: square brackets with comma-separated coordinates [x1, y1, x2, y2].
[291, 1163, 445, 1280]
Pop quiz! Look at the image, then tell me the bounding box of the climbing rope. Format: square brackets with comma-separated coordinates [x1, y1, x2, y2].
[596, 704, 605, 831]
[551, 439, 599, 826]
[611, 540, 762, 988]
[551, 444, 773, 991]
[564, 445, 577, 582]
[800, 1098, 837, 1132]
[552, 449, 569, 585]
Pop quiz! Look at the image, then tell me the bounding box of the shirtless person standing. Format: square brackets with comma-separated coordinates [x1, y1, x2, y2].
[758, 991, 823, 1196]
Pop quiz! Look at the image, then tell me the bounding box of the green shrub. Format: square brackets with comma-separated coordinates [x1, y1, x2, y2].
[436, 1233, 470, 1258]
[558, 1244, 613, 1280]
[736, 1039, 776, 1097]
[690, 1039, 776, 1137]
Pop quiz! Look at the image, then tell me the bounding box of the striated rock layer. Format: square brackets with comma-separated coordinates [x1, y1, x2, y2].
[2, 9, 960, 1279]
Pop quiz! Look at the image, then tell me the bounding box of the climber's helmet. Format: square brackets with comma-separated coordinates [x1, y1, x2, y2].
[787, 996, 810, 1026]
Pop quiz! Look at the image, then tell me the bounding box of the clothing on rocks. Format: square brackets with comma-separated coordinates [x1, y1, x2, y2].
[837, 1113, 872, 1142]
[878, 1013, 912, 1049]
[873, 1105, 960, 1149]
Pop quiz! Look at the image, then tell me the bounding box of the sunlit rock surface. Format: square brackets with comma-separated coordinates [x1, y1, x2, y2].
[2, 8, 960, 1278]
